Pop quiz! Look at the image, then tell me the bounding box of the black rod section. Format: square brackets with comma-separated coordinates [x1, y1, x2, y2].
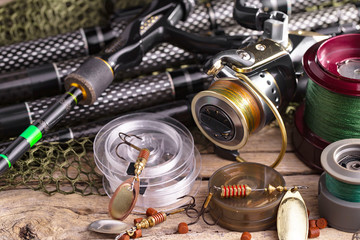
[0, 66, 209, 138]
[0, 87, 83, 175]
[0, 0, 248, 175]
[0, 19, 129, 74]
[0, 98, 194, 152]
[0, 0, 236, 74]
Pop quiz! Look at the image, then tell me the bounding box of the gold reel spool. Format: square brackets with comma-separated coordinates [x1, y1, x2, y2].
[192, 72, 287, 168]
[235, 72, 287, 168]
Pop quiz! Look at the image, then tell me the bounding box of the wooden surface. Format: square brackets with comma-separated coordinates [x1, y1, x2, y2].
[0, 125, 355, 240]
[0, 0, 355, 238]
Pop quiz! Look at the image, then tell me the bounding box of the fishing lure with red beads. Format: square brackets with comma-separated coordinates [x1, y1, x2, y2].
[114, 212, 169, 239]
[213, 184, 308, 198]
[89, 207, 188, 239]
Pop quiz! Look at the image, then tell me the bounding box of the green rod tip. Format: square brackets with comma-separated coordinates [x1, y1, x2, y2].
[0, 154, 11, 168]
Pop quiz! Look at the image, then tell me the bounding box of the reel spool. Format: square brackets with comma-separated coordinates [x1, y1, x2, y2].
[293, 33, 360, 171]
[192, 38, 296, 167]
[208, 162, 285, 231]
[318, 139, 360, 232]
[93, 112, 201, 212]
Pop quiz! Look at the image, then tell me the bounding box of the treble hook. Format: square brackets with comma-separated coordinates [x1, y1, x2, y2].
[179, 193, 220, 226]
[119, 132, 142, 142]
[177, 195, 196, 209]
[116, 132, 142, 159]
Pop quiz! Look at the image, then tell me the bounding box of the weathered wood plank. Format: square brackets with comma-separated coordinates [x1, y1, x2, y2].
[0, 175, 353, 240]
[0, 116, 343, 240]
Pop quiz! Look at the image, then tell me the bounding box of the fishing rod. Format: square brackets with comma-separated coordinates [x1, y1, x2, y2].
[0, 0, 237, 74]
[0, 14, 132, 74]
[0, 0, 255, 175]
[0, 97, 195, 152]
[0, 0, 340, 74]
[0, 29, 248, 105]
[0, 66, 209, 138]
[1, 3, 358, 106]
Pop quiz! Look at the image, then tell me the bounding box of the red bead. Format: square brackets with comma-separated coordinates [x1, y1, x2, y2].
[241, 232, 251, 240]
[178, 222, 189, 234]
[308, 227, 320, 238]
[316, 218, 327, 229]
[146, 207, 158, 216]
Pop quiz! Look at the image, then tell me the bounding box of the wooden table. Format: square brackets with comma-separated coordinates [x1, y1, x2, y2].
[0, 125, 354, 240]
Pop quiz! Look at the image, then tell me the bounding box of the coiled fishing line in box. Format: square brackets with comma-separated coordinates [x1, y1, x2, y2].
[293, 33, 360, 171]
[93, 112, 201, 212]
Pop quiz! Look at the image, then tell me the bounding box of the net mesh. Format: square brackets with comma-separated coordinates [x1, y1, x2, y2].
[0, 127, 214, 196]
[0, 0, 151, 46]
[0, 137, 106, 195]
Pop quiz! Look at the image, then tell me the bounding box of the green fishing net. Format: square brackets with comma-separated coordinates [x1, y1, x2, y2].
[0, 0, 151, 46]
[0, 137, 106, 195]
[0, 127, 213, 196]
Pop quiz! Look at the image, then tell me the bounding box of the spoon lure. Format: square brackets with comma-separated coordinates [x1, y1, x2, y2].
[108, 132, 150, 220]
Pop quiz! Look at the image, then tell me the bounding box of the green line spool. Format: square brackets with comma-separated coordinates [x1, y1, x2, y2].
[318, 139, 360, 232]
[293, 33, 360, 171]
[304, 80, 360, 143]
[325, 173, 360, 202]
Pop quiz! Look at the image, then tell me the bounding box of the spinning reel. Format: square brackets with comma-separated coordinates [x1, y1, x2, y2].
[191, 9, 297, 168]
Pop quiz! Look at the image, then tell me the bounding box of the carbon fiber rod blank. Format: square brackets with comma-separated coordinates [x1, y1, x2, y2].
[0, 66, 210, 138]
[0, 98, 194, 152]
[0, 0, 236, 74]
[1, 3, 358, 105]
[0, 0, 340, 74]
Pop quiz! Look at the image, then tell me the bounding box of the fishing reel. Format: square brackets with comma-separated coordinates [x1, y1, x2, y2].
[191, 5, 331, 167]
[191, 18, 296, 167]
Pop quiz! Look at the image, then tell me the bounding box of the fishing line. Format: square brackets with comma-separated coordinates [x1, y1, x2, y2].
[325, 174, 360, 203]
[93, 112, 201, 212]
[318, 139, 360, 232]
[192, 38, 293, 168]
[293, 33, 360, 171]
[304, 80, 360, 143]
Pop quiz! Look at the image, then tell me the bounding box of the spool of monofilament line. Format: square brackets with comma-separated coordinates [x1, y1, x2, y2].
[93, 112, 201, 212]
[318, 139, 360, 232]
[293, 33, 360, 171]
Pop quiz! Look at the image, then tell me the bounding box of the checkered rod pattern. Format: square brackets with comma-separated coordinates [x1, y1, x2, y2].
[0, 30, 87, 74]
[291, 0, 338, 13]
[0, 19, 129, 74]
[27, 72, 175, 128]
[0, 0, 237, 74]
[288, 3, 359, 31]
[54, 57, 88, 82]
[176, 0, 257, 32]
[225, 3, 359, 35]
